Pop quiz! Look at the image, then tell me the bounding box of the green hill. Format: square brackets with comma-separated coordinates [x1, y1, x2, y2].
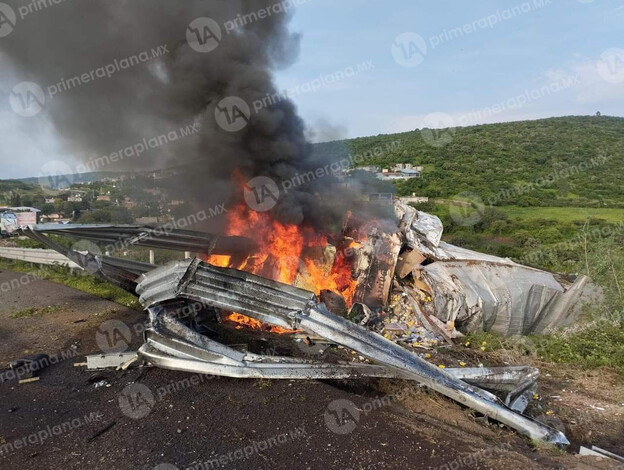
[316, 115, 624, 208]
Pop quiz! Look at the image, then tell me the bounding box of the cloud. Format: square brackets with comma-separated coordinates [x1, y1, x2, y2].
[547, 50, 624, 104]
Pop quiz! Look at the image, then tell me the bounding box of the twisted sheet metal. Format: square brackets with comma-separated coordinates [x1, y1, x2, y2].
[136, 258, 569, 447]
[27, 224, 256, 255]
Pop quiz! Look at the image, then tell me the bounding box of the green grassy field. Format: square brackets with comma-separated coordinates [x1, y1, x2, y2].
[497, 206, 624, 223]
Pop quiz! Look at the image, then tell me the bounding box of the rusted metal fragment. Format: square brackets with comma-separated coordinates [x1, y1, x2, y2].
[353, 230, 402, 308]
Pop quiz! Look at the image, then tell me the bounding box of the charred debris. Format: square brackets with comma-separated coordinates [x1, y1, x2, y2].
[20, 199, 591, 447]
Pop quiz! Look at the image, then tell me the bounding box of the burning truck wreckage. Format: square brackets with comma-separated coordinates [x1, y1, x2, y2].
[19, 197, 590, 448]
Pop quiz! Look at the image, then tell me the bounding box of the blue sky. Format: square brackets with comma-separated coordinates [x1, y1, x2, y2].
[1, 0, 622, 178]
[277, 0, 624, 139]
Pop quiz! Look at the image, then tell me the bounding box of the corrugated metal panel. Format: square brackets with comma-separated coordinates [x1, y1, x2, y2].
[29, 224, 256, 255]
[0, 247, 81, 268]
[136, 258, 316, 329]
[420, 261, 579, 335]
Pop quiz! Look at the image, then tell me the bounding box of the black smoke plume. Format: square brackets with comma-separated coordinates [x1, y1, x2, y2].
[1, 0, 391, 232]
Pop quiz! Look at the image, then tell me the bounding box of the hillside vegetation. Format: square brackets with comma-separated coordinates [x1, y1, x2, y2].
[317, 115, 624, 207]
[318, 115, 624, 371]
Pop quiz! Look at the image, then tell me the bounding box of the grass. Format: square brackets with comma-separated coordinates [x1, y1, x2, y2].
[0, 258, 141, 310]
[10, 305, 61, 319]
[497, 206, 624, 223]
[466, 325, 624, 374]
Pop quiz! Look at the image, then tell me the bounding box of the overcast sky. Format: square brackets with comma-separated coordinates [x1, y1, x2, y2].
[1, 0, 623, 179]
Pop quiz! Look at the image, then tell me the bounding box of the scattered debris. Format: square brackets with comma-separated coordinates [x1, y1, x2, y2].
[579, 445, 624, 463]
[86, 352, 139, 370]
[92, 380, 108, 389]
[20, 205, 591, 447]
[18, 377, 40, 384]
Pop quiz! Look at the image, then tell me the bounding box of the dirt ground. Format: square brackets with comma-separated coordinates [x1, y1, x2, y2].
[0, 269, 622, 470]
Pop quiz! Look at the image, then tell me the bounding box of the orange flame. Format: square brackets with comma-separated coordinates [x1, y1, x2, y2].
[222, 312, 300, 334]
[205, 172, 363, 332]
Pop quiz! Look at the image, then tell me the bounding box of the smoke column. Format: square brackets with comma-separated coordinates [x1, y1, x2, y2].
[1, 0, 391, 231]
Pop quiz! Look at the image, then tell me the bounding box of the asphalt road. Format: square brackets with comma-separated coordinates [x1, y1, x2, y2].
[0, 270, 614, 470]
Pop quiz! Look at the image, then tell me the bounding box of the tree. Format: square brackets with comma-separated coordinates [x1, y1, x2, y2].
[6, 190, 21, 207]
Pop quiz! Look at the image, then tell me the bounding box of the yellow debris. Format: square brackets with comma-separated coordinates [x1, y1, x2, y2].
[459, 361, 466, 367]
[438, 364, 445, 369]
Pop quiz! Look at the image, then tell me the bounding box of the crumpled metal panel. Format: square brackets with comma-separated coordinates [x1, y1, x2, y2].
[135, 258, 569, 446]
[139, 305, 539, 409]
[395, 200, 443, 248]
[27, 224, 256, 255]
[136, 258, 316, 329]
[421, 261, 570, 335]
[395, 201, 518, 264]
[394, 200, 587, 334]
[20, 226, 155, 292]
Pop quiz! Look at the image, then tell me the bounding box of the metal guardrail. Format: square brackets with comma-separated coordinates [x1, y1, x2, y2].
[0, 247, 81, 269]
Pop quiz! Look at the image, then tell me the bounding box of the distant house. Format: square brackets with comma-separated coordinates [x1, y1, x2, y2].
[0, 207, 40, 226]
[44, 197, 56, 204]
[169, 200, 185, 207]
[67, 189, 86, 202]
[377, 164, 421, 180]
[96, 195, 111, 202]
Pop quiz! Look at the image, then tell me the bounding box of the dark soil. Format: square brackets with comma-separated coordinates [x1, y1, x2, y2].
[0, 270, 619, 470]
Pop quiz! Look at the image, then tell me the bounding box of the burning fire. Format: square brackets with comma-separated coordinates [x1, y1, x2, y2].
[208, 203, 360, 305]
[221, 312, 299, 335]
[205, 174, 363, 332]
